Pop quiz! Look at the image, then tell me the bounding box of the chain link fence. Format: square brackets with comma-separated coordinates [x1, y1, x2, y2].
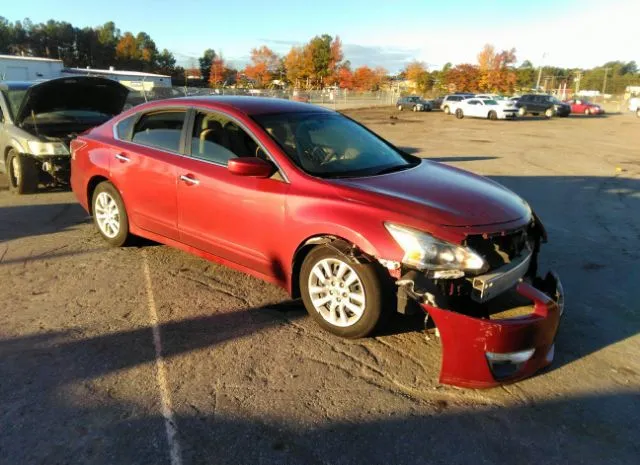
[125, 86, 401, 111]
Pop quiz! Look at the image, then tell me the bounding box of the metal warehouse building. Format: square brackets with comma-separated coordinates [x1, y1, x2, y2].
[61, 67, 172, 91]
[0, 55, 64, 81]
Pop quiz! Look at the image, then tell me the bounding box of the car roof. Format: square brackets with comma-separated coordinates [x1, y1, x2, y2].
[168, 96, 333, 116]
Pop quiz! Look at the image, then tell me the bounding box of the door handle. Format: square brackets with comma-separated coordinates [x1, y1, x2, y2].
[179, 174, 200, 185]
[115, 153, 130, 162]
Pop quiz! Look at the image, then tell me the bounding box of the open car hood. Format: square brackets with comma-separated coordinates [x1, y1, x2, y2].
[15, 76, 129, 125]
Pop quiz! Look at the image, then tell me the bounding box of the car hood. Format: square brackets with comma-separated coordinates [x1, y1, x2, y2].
[14, 76, 129, 125]
[332, 160, 531, 227]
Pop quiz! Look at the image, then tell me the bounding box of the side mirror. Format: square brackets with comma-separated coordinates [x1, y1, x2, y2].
[228, 157, 276, 178]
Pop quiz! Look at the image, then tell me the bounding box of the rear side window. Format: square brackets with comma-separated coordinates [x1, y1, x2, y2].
[115, 115, 136, 141]
[132, 110, 186, 152]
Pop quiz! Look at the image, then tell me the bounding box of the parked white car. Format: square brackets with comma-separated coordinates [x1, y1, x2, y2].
[454, 98, 518, 120]
[475, 94, 518, 110]
[440, 94, 473, 114]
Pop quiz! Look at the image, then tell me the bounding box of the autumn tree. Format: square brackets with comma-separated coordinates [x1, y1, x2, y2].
[244, 45, 279, 87]
[444, 64, 480, 92]
[337, 63, 354, 89]
[115, 32, 139, 65]
[352, 66, 386, 91]
[209, 56, 225, 87]
[199, 49, 216, 83]
[284, 46, 309, 88]
[476, 43, 517, 93]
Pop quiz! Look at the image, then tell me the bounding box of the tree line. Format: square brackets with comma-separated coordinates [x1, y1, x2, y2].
[1, 17, 638, 94]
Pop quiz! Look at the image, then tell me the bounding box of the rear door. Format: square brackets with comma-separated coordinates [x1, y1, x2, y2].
[175, 109, 288, 277]
[109, 108, 187, 240]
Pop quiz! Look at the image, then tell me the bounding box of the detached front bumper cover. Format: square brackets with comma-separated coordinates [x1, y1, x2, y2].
[423, 272, 563, 389]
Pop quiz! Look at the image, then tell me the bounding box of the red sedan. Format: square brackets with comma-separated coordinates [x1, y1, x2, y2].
[565, 98, 605, 115]
[71, 97, 563, 388]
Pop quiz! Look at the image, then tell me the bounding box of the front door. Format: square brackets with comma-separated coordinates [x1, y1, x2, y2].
[175, 110, 288, 279]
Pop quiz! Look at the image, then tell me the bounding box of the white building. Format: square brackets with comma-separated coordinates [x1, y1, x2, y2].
[0, 55, 63, 81]
[61, 67, 172, 91]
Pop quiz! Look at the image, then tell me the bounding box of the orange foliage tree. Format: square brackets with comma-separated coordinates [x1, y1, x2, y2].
[244, 46, 279, 87]
[337, 66, 354, 89]
[209, 56, 225, 87]
[352, 66, 386, 91]
[476, 44, 517, 93]
[444, 64, 481, 92]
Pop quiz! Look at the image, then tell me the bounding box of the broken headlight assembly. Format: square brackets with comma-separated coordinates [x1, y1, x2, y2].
[384, 223, 488, 275]
[27, 140, 70, 156]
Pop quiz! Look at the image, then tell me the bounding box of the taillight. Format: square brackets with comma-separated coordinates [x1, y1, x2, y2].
[70, 139, 87, 160]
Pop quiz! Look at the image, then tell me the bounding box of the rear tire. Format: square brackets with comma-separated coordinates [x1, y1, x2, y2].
[443, 105, 450, 114]
[7, 150, 39, 195]
[397, 105, 403, 111]
[544, 108, 554, 118]
[92, 181, 131, 247]
[584, 108, 591, 115]
[488, 110, 498, 120]
[300, 245, 387, 338]
[518, 107, 526, 117]
[455, 108, 464, 119]
[636, 108, 640, 118]
[412, 105, 418, 112]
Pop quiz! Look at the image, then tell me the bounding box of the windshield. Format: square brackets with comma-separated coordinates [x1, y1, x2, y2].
[2, 89, 28, 119]
[254, 112, 414, 178]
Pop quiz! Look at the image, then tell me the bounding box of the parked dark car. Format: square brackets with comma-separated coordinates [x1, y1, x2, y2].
[0, 77, 129, 194]
[396, 96, 432, 112]
[70, 96, 563, 388]
[515, 94, 570, 118]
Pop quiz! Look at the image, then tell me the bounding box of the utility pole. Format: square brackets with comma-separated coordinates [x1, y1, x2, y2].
[575, 71, 582, 94]
[535, 52, 548, 91]
[602, 67, 610, 95]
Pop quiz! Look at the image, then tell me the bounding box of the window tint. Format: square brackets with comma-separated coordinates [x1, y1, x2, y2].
[468, 100, 480, 105]
[191, 111, 259, 165]
[116, 114, 137, 141]
[132, 110, 185, 152]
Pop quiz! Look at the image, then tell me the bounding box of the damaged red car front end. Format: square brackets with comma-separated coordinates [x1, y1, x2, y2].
[425, 273, 564, 388]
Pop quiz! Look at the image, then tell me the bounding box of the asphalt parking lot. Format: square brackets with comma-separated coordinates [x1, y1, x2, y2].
[1, 108, 639, 465]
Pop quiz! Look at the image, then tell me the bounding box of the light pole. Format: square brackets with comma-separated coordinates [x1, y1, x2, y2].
[535, 52, 548, 91]
[602, 67, 610, 96]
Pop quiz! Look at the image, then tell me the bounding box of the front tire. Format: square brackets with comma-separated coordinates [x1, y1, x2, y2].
[7, 150, 39, 195]
[636, 108, 640, 118]
[584, 108, 591, 115]
[518, 107, 526, 117]
[92, 181, 131, 247]
[488, 110, 498, 120]
[443, 105, 450, 114]
[544, 108, 554, 118]
[300, 245, 386, 338]
[397, 105, 403, 111]
[412, 105, 418, 112]
[455, 108, 464, 119]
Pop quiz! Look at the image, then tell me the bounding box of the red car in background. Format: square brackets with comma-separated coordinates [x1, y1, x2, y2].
[565, 98, 605, 115]
[70, 96, 563, 388]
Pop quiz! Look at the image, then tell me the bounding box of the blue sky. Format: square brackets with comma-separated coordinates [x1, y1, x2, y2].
[2, 0, 638, 71]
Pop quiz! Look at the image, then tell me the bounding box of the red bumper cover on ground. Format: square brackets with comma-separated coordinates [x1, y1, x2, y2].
[423, 277, 563, 389]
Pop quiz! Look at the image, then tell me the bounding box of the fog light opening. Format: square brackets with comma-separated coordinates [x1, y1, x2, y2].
[486, 348, 535, 380]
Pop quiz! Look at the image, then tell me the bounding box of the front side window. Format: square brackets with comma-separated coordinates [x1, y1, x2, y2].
[254, 112, 415, 178]
[190, 111, 260, 165]
[131, 110, 186, 152]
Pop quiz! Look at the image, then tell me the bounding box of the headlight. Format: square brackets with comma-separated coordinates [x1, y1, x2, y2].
[27, 140, 70, 156]
[384, 223, 487, 272]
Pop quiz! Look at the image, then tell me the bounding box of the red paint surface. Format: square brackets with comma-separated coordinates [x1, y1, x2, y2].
[424, 281, 561, 389]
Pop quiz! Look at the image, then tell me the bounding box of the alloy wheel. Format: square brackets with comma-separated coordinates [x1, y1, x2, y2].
[94, 191, 121, 239]
[307, 258, 366, 327]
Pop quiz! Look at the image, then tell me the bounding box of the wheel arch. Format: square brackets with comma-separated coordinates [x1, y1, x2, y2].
[290, 234, 376, 298]
[86, 175, 111, 214]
